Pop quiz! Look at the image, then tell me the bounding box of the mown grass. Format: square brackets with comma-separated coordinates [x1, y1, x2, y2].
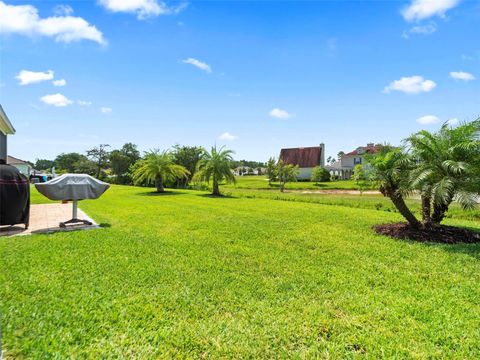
[1, 185, 480, 358]
[223, 188, 480, 222]
[225, 175, 375, 191]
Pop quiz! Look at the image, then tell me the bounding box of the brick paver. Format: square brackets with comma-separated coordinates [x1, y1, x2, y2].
[0, 203, 98, 237]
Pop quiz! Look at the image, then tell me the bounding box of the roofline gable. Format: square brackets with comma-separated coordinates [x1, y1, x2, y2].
[0, 104, 15, 135]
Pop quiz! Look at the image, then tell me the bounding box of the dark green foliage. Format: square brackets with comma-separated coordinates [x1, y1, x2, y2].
[172, 144, 204, 187]
[34, 159, 54, 171]
[110, 143, 140, 184]
[54, 152, 89, 173]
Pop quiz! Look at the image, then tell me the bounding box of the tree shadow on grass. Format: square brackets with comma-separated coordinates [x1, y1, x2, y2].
[136, 190, 184, 196]
[196, 193, 236, 199]
[376, 222, 480, 260]
[440, 243, 480, 260]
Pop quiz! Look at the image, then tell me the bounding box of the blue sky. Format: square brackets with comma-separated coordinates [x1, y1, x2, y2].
[1, 0, 479, 162]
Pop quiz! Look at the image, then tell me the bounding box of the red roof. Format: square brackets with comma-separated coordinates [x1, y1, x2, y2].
[279, 146, 322, 168]
[345, 144, 382, 156]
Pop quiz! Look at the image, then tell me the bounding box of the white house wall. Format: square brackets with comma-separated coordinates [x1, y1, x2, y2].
[297, 167, 313, 180]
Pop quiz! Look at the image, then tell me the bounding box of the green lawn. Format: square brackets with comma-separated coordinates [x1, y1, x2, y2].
[225, 175, 375, 191]
[1, 185, 480, 357]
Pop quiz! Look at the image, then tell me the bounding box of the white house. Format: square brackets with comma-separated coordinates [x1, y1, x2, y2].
[7, 156, 32, 176]
[327, 143, 383, 179]
[279, 144, 325, 180]
[0, 105, 15, 162]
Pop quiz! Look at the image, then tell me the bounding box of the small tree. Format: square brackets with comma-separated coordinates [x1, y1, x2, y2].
[353, 164, 373, 194]
[132, 150, 189, 192]
[311, 166, 330, 183]
[266, 157, 278, 185]
[277, 160, 299, 192]
[407, 119, 480, 225]
[369, 147, 420, 228]
[87, 144, 111, 179]
[195, 146, 236, 196]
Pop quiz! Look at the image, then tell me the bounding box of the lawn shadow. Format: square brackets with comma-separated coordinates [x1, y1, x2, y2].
[136, 190, 184, 196]
[99, 223, 111, 228]
[197, 193, 236, 199]
[438, 242, 480, 260]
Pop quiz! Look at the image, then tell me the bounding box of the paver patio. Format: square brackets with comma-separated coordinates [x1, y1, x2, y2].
[0, 203, 97, 237]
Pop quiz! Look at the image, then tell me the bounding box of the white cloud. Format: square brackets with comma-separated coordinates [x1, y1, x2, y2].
[218, 132, 237, 141]
[402, 0, 462, 21]
[52, 79, 66, 87]
[53, 4, 73, 16]
[99, 0, 187, 19]
[449, 71, 475, 81]
[269, 108, 292, 119]
[182, 58, 212, 73]
[402, 23, 437, 38]
[100, 106, 112, 114]
[16, 69, 54, 85]
[383, 76, 436, 94]
[0, 1, 105, 45]
[78, 100, 92, 106]
[417, 115, 440, 125]
[40, 93, 73, 107]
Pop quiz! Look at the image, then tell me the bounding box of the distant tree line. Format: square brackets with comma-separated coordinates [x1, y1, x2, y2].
[33, 143, 240, 193]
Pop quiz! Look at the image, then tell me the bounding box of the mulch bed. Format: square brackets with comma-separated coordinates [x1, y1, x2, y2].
[374, 223, 480, 244]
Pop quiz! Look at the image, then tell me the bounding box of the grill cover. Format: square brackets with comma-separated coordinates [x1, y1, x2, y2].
[0, 164, 30, 226]
[35, 174, 110, 201]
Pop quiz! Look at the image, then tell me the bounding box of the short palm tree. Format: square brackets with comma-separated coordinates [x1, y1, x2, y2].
[369, 146, 420, 228]
[196, 146, 236, 196]
[132, 150, 189, 192]
[407, 119, 480, 224]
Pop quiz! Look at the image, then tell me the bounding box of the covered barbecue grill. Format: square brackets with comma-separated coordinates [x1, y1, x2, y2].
[0, 161, 30, 228]
[35, 174, 109, 227]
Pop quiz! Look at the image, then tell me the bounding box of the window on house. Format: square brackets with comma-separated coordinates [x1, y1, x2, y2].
[354, 157, 362, 165]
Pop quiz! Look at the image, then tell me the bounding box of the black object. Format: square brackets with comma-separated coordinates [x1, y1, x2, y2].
[0, 163, 30, 228]
[59, 200, 92, 228]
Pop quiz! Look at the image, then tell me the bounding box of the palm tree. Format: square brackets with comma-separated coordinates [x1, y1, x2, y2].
[196, 146, 236, 196]
[132, 150, 189, 192]
[369, 146, 420, 228]
[407, 119, 480, 224]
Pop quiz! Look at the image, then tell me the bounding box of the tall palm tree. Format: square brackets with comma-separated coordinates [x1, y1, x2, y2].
[132, 150, 189, 192]
[369, 146, 420, 228]
[196, 146, 236, 196]
[407, 119, 480, 224]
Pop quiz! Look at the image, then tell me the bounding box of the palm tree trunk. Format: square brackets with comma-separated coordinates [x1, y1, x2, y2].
[431, 203, 449, 224]
[421, 195, 432, 227]
[212, 177, 220, 196]
[155, 175, 164, 193]
[388, 190, 420, 228]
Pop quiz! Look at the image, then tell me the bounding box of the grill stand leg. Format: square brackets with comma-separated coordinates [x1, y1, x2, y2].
[59, 200, 93, 228]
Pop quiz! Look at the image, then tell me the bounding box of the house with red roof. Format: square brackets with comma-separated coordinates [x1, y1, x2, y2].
[341, 143, 382, 168]
[279, 144, 325, 180]
[327, 143, 383, 179]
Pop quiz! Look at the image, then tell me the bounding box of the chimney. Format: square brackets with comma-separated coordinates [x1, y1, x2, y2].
[320, 143, 325, 167]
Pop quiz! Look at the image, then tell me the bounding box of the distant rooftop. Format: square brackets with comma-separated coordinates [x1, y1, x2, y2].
[279, 146, 322, 168]
[7, 155, 29, 165]
[344, 143, 382, 156]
